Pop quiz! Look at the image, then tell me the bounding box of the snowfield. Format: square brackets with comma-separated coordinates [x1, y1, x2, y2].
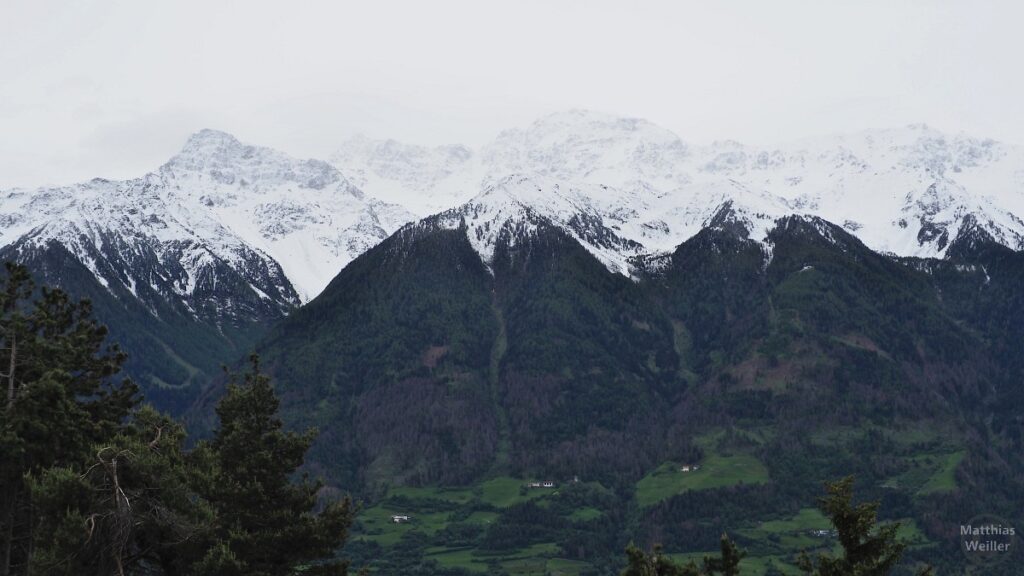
[4, 110, 1024, 318]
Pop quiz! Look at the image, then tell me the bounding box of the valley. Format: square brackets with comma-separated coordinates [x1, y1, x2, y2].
[346, 424, 954, 575]
[4, 111, 1024, 574]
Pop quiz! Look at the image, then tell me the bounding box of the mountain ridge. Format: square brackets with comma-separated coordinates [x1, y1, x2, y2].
[6, 112, 1024, 313]
[219, 193, 1019, 497]
[333, 110, 1024, 272]
[1, 129, 415, 305]
[5, 111, 1024, 403]
[0, 130, 413, 400]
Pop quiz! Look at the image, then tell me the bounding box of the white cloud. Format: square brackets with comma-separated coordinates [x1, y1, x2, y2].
[2, 0, 1022, 187]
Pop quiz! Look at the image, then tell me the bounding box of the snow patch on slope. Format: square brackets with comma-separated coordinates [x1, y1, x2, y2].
[335, 112, 1024, 274]
[1, 130, 415, 308]
[431, 174, 644, 274]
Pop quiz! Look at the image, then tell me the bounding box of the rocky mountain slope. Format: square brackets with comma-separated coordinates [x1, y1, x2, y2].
[7, 110, 1024, 572]
[334, 110, 1024, 271]
[5, 110, 1024, 417]
[189, 197, 1024, 574]
[1, 129, 413, 305]
[7, 111, 1024, 327]
[0, 130, 413, 402]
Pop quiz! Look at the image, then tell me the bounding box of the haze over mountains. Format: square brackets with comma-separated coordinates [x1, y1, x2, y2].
[0, 129, 413, 407]
[335, 109, 1024, 264]
[1, 128, 412, 304]
[5, 110, 1024, 308]
[5, 109, 1024, 573]
[231, 110, 1024, 575]
[3, 109, 1024, 403]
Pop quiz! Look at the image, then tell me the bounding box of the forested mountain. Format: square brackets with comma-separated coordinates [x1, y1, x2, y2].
[237, 203, 1008, 480]
[334, 110, 1024, 260]
[7, 112, 1024, 419]
[7, 111, 1024, 572]
[0, 240, 274, 413]
[0, 131, 412, 408]
[178, 183, 1024, 571]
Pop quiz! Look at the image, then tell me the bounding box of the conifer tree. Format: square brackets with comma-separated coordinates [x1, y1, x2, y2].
[797, 476, 933, 576]
[622, 535, 745, 576]
[623, 543, 700, 576]
[0, 263, 138, 576]
[193, 354, 355, 576]
[27, 406, 212, 575]
[703, 533, 744, 576]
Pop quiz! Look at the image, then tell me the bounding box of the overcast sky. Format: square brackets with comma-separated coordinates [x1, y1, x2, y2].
[2, 0, 1022, 188]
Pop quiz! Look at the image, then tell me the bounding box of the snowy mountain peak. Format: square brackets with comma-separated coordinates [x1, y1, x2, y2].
[182, 127, 244, 150]
[5, 110, 1024, 314]
[426, 173, 643, 274]
[476, 173, 561, 207]
[484, 109, 690, 193]
[163, 128, 350, 194]
[1, 131, 416, 314]
[501, 109, 684, 144]
[165, 129, 247, 172]
[331, 111, 1024, 279]
[331, 134, 473, 209]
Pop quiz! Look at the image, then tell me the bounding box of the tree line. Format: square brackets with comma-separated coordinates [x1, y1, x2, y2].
[0, 262, 939, 575]
[0, 263, 354, 575]
[622, 477, 933, 576]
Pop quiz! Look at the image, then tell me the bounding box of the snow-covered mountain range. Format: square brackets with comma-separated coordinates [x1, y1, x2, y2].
[337, 110, 1024, 273]
[0, 130, 413, 320]
[4, 110, 1024, 323]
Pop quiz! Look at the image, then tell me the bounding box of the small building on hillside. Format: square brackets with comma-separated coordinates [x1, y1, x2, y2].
[391, 515, 411, 524]
[527, 481, 557, 489]
[680, 464, 701, 473]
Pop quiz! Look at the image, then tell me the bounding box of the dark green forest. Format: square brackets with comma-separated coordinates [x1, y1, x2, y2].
[0, 264, 351, 575]
[0, 239, 287, 416]
[3, 207, 1024, 574]
[223, 213, 1023, 574]
[0, 261, 947, 575]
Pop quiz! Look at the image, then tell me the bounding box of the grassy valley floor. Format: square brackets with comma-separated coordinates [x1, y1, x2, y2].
[347, 426, 952, 575]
